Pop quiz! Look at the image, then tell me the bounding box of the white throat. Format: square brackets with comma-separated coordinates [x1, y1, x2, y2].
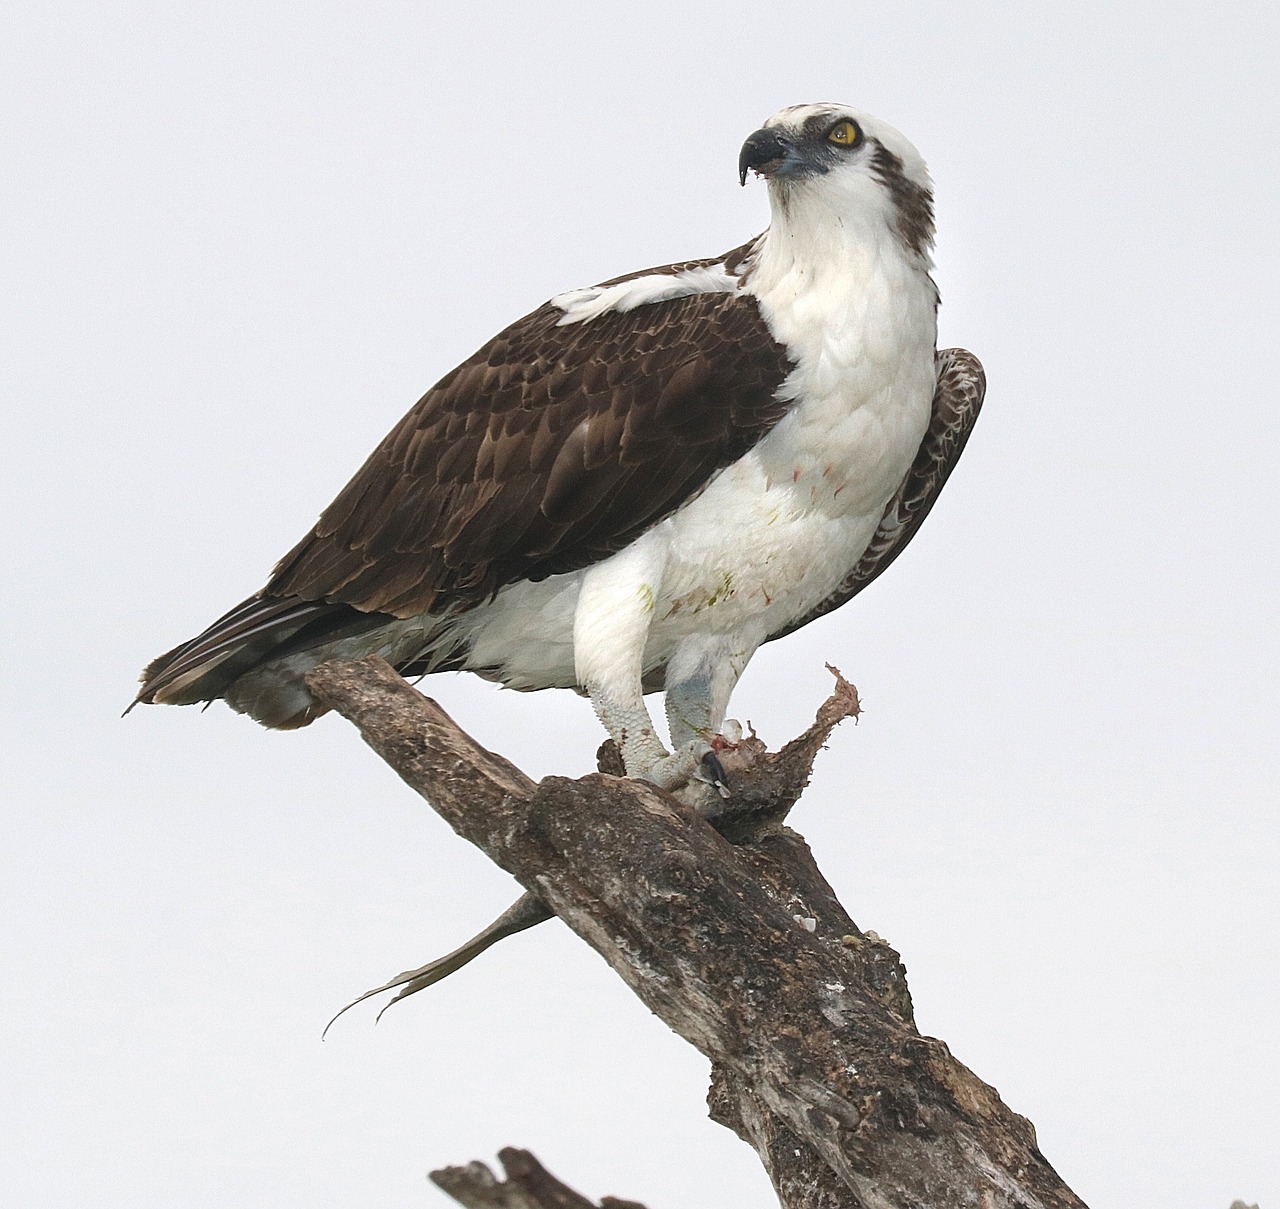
[743, 179, 938, 378]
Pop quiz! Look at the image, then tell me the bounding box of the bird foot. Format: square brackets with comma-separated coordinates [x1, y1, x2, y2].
[644, 722, 763, 816]
[644, 739, 716, 791]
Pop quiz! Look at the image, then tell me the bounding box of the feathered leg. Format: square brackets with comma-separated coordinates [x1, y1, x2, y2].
[662, 632, 758, 795]
[663, 633, 755, 748]
[573, 536, 673, 780]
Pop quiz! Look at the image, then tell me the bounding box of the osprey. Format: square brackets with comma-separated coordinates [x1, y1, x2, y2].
[136, 103, 984, 790]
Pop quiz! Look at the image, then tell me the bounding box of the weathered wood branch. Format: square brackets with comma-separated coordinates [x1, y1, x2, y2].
[306, 656, 1084, 1208]
[430, 1147, 647, 1209]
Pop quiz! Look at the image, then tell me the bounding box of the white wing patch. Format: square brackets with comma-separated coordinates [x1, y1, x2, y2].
[552, 263, 738, 326]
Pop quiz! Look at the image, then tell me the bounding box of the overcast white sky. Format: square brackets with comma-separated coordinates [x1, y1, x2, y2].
[3, 2, 1277, 1207]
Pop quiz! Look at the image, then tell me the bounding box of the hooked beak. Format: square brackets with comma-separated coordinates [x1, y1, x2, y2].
[738, 128, 797, 186]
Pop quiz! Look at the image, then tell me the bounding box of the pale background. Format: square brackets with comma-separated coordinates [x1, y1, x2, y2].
[3, 3, 1277, 1207]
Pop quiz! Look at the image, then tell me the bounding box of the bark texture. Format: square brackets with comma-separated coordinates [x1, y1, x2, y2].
[430, 1147, 647, 1209]
[306, 656, 1085, 1209]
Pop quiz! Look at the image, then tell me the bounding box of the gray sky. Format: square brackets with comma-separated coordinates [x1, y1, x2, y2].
[3, 2, 1277, 1206]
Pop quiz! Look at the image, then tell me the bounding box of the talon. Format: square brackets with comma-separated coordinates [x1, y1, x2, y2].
[700, 749, 731, 797]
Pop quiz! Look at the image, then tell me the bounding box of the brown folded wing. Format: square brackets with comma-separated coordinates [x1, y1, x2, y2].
[266, 288, 796, 617]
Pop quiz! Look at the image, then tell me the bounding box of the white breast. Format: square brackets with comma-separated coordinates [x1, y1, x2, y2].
[646, 224, 938, 634]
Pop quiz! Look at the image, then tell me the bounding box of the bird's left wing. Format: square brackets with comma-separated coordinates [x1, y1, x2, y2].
[767, 346, 986, 642]
[264, 263, 795, 618]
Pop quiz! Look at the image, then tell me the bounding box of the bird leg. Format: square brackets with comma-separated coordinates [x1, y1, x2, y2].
[588, 684, 671, 781]
[573, 538, 673, 781]
[572, 547, 762, 792]
[662, 633, 756, 792]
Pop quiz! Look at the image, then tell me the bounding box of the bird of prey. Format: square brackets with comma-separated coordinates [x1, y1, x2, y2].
[135, 102, 984, 791]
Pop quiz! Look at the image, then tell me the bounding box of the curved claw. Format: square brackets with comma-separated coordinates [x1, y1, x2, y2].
[700, 749, 731, 797]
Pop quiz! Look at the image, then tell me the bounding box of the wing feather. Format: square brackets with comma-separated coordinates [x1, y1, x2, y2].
[138, 245, 795, 709]
[266, 273, 795, 616]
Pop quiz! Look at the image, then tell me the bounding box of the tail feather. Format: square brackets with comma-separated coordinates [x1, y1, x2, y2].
[135, 593, 394, 713]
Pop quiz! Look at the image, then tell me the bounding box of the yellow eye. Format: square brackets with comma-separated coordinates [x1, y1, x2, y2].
[826, 120, 860, 147]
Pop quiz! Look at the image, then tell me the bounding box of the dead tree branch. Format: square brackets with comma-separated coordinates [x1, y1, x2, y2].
[430, 1147, 647, 1209]
[306, 655, 1084, 1209]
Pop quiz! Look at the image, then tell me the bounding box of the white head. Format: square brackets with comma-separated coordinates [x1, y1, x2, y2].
[739, 103, 934, 262]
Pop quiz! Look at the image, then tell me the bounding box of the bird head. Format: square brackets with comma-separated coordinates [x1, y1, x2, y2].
[739, 103, 935, 260]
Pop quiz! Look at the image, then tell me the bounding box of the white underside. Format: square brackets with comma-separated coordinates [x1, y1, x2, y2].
[450, 393, 929, 693]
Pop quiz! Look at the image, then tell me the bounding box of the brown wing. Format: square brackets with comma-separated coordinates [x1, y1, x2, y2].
[266, 285, 795, 616]
[766, 346, 985, 643]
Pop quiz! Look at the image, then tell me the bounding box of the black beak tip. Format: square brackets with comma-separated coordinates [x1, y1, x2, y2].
[738, 127, 791, 188]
